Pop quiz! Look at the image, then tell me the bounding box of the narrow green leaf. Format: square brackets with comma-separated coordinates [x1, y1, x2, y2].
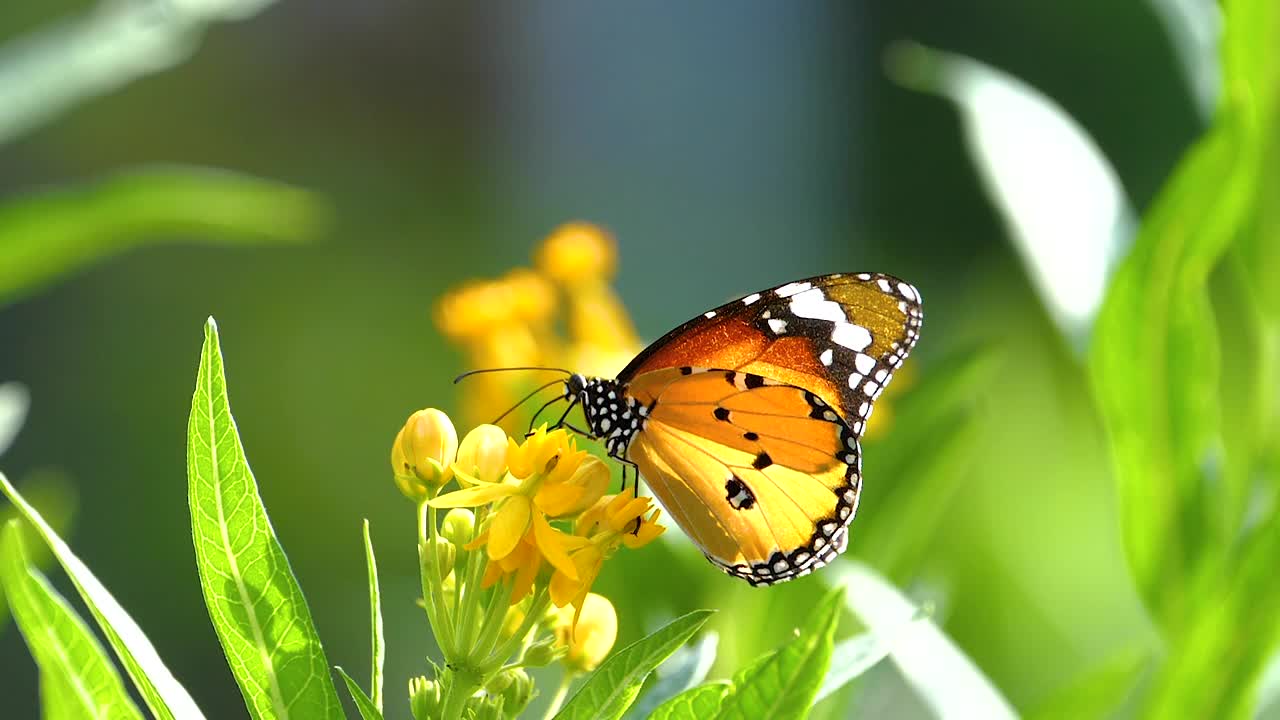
[648, 683, 729, 720]
[837, 562, 1016, 720]
[0, 381, 29, 456]
[0, 522, 143, 719]
[814, 626, 908, 704]
[0, 166, 326, 307]
[0, 472, 205, 720]
[554, 609, 715, 720]
[712, 588, 843, 720]
[363, 520, 385, 712]
[624, 631, 718, 720]
[335, 667, 386, 720]
[187, 318, 343, 719]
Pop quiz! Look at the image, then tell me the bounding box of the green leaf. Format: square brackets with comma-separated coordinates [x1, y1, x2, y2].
[363, 520, 385, 713]
[0, 166, 326, 307]
[1088, 0, 1278, 629]
[814, 627, 905, 704]
[0, 521, 143, 719]
[554, 609, 714, 720]
[0, 472, 206, 719]
[335, 667, 386, 720]
[624, 631, 718, 720]
[187, 318, 343, 719]
[1027, 645, 1149, 720]
[648, 683, 729, 720]
[858, 348, 999, 580]
[711, 588, 843, 720]
[837, 562, 1017, 720]
[0, 381, 29, 456]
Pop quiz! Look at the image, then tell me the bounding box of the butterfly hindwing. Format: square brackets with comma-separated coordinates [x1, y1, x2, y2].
[625, 367, 859, 585]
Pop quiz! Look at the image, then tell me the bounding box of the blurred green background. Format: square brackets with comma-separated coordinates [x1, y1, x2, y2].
[0, 1, 1263, 718]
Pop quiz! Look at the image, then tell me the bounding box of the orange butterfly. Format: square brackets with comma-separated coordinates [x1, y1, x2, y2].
[479, 273, 922, 585]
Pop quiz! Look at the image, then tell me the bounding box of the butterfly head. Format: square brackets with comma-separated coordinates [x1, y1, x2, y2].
[565, 374, 647, 457]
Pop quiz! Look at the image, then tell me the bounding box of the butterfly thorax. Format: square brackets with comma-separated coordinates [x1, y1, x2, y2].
[566, 374, 648, 457]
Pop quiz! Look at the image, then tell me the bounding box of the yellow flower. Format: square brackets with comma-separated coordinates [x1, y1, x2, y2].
[552, 593, 617, 672]
[551, 494, 664, 622]
[431, 427, 606, 600]
[391, 408, 458, 500]
[453, 424, 509, 485]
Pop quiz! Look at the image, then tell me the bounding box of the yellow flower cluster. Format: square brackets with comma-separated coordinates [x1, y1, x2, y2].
[434, 222, 643, 429]
[429, 423, 663, 622]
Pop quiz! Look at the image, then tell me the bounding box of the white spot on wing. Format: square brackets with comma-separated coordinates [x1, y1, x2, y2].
[897, 282, 918, 302]
[863, 380, 878, 396]
[856, 272, 872, 280]
[854, 353, 875, 374]
[789, 288, 846, 323]
[704, 310, 717, 319]
[819, 348, 833, 366]
[774, 281, 812, 297]
[877, 278, 893, 292]
[742, 292, 762, 305]
[832, 323, 873, 351]
[847, 372, 864, 389]
[767, 318, 788, 334]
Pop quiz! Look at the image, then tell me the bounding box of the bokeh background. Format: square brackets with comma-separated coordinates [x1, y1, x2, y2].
[0, 1, 1265, 718]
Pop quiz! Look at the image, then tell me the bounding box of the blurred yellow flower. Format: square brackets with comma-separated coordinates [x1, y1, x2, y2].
[392, 408, 458, 500]
[552, 593, 617, 672]
[863, 361, 915, 440]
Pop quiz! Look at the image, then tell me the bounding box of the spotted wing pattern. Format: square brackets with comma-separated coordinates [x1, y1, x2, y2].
[617, 272, 923, 430]
[624, 367, 859, 584]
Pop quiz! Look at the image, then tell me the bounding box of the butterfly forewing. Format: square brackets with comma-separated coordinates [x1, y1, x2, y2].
[617, 273, 922, 428]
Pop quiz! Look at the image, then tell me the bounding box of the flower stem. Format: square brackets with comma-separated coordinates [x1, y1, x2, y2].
[542, 672, 575, 720]
[488, 587, 551, 666]
[418, 501, 455, 657]
[439, 665, 484, 720]
[455, 507, 490, 662]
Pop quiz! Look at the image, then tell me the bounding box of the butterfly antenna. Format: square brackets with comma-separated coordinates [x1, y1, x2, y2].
[550, 397, 580, 432]
[489, 378, 567, 426]
[527, 394, 567, 434]
[454, 366, 572, 384]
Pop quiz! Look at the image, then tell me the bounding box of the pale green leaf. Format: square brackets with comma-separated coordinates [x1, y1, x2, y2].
[187, 317, 343, 719]
[837, 562, 1016, 720]
[554, 609, 714, 720]
[0, 381, 29, 456]
[711, 588, 843, 720]
[648, 683, 729, 720]
[0, 522, 142, 719]
[335, 666, 385, 720]
[363, 519, 385, 713]
[814, 627, 907, 704]
[0, 166, 325, 307]
[1027, 645, 1148, 720]
[0, 472, 205, 719]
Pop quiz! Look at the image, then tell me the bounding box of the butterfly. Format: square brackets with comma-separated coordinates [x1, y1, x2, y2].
[474, 273, 922, 585]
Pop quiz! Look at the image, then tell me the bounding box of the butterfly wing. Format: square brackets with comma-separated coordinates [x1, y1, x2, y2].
[619, 273, 922, 584]
[626, 367, 859, 584]
[617, 272, 923, 430]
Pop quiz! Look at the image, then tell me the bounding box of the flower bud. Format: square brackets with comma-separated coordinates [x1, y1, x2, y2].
[455, 424, 509, 485]
[495, 668, 535, 713]
[409, 676, 442, 720]
[521, 634, 566, 667]
[441, 508, 476, 546]
[470, 695, 505, 720]
[421, 535, 456, 578]
[535, 222, 617, 284]
[553, 593, 617, 672]
[393, 409, 458, 499]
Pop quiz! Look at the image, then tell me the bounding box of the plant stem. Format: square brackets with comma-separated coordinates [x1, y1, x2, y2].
[418, 501, 455, 657]
[456, 507, 490, 662]
[489, 587, 551, 666]
[542, 672, 575, 720]
[439, 665, 484, 720]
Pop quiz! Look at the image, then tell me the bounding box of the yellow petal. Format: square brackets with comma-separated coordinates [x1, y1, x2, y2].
[429, 482, 518, 509]
[533, 512, 580, 581]
[487, 497, 532, 560]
